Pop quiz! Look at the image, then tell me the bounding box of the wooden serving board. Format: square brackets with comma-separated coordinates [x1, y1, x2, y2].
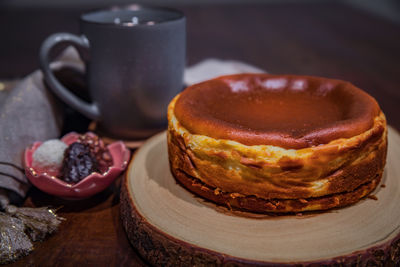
[120, 127, 400, 266]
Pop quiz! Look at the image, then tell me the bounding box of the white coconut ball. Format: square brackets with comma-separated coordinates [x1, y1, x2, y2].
[32, 139, 68, 176]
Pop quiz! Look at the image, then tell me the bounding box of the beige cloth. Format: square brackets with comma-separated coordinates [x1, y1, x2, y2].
[0, 69, 63, 201]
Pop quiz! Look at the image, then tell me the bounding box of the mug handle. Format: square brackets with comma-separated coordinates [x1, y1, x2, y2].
[39, 33, 101, 120]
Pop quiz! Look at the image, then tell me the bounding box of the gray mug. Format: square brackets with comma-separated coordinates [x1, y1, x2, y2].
[40, 5, 185, 139]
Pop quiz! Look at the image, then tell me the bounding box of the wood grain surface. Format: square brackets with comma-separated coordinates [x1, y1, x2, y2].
[3, 2, 400, 266]
[121, 129, 400, 266]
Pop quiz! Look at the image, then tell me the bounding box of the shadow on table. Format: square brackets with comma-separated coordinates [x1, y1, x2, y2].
[28, 176, 121, 213]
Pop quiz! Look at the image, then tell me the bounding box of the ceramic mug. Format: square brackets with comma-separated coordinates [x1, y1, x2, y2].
[40, 5, 186, 139]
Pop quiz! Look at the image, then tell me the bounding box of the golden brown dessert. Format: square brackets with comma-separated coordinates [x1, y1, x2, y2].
[167, 74, 387, 213]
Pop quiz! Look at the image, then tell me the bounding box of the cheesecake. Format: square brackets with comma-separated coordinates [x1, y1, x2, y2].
[167, 74, 387, 213]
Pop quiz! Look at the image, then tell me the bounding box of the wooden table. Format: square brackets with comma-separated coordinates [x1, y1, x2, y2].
[5, 2, 400, 266]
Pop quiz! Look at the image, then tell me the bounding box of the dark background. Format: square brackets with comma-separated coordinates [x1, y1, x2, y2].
[1, 0, 400, 78]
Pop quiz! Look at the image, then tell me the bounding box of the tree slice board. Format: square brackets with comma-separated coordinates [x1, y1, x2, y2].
[120, 127, 400, 266]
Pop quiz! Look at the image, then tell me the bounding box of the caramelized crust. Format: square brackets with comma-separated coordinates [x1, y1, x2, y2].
[168, 75, 387, 213]
[174, 74, 380, 149]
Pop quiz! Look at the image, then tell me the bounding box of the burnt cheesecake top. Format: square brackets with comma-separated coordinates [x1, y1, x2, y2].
[174, 74, 380, 149]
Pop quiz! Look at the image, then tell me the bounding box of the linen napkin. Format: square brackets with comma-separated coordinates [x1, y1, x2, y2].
[0, 69, 63, 206]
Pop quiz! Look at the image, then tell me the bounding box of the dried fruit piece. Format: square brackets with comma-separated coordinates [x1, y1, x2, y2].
[61, 142, 99, 183]
[77, 133, 113, 172]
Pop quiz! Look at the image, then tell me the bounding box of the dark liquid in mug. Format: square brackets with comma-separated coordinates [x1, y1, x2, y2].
[81, 8, 183, 26]
[113, 16, 166, 26]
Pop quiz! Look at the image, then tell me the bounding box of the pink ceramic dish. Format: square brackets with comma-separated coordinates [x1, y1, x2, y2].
[24, 132, 131, 199]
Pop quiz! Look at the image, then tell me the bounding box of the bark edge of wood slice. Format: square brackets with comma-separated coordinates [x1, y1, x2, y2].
[121, 127, 400, 266]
